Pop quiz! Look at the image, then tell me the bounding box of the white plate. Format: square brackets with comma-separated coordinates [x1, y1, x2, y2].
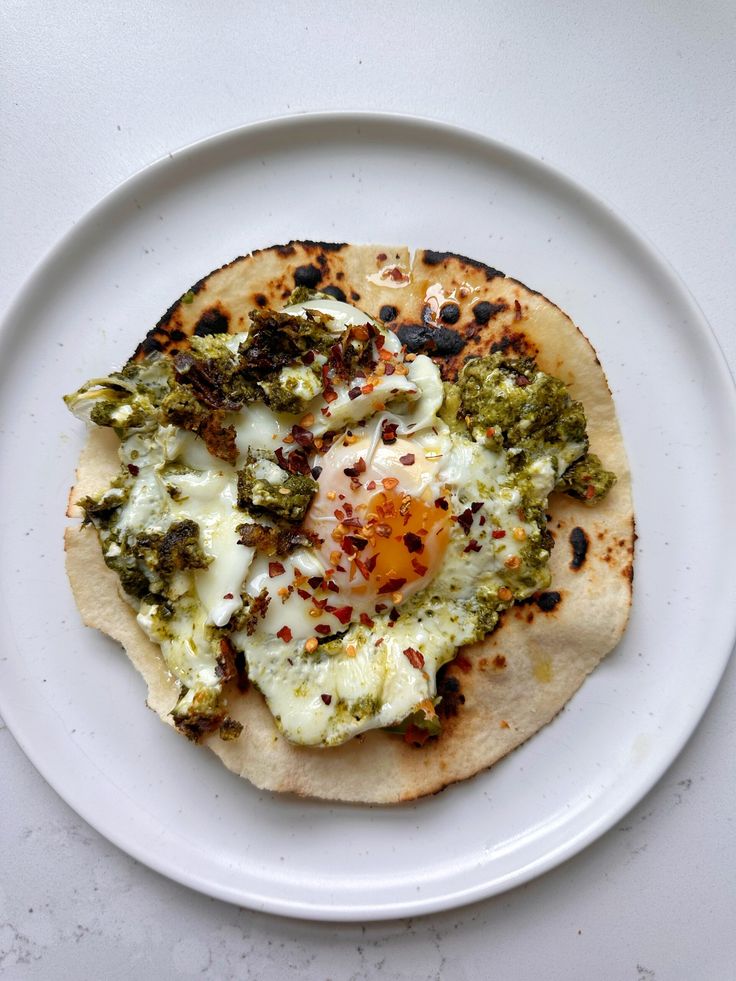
[1, 113, 734, 921]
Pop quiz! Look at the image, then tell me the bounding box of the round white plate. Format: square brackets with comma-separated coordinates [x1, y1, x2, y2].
[1, 113, 734, 921]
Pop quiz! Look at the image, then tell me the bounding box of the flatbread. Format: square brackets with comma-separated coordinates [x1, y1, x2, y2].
[65, 242, 634, 804]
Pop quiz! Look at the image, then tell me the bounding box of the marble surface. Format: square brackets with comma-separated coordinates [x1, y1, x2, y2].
[2, 2, 735, 977]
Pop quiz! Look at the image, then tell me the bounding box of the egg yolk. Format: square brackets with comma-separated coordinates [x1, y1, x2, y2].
[301, 433, 452, 616]
[358, 489, 450, 595]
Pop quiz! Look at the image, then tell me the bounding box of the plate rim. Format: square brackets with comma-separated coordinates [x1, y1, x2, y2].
[1, 110, 735, 921]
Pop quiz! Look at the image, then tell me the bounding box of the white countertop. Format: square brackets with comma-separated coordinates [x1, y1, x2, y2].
[2, 2, 734, 977]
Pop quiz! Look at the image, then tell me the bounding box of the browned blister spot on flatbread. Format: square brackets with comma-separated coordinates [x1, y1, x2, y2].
[65, 242, 634, 803]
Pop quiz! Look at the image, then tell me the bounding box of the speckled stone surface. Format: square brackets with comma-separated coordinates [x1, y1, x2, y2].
[2, 3, 735, 978]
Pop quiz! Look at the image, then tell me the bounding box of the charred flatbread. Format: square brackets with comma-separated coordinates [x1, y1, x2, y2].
[65, 242, 633, 803]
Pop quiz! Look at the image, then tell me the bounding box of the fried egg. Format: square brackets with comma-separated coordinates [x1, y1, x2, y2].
[77, 294, 553, 747]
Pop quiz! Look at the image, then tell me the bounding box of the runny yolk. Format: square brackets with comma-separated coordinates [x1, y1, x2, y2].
[362, 490, 450, 594]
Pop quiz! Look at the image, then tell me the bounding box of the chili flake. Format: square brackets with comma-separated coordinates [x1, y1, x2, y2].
[403, 647, 425, 669]
[403, 532, 423, 553]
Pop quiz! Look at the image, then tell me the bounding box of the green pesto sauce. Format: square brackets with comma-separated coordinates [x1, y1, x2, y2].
[557, 452, 617, 503]
[458, 354, 587, 451]
[457, 353, 616, 507]
[255, 370, 320, 414]
[236, 461, 318, 523]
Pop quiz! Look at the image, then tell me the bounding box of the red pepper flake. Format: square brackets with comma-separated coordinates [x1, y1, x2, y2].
[346, 535, 368, 551]
[308, 576, 323, 590]
[366, 479, 377, 490]
[296, 588, 311, 600]
[328, 342, 345, 373]
[456, 508, 474, 534]
[354, 556, 371, 580]
[470, 502, 483, 513]
[302, 350, 316, 365]
[348, 386, 362, 400]
[321, 693, 332, 705]
[399, 453, 415, 466]
[381, 421, 399, 444]
[403, 532, 423, 553]
[361, 383, 374, 395]
[378, 577, 407, 595]
[311, 466, 323, 479]
[515, 373, 530, 387]
[411, 558, 428, 576]
[342, 515, 364, 528]
[403, 647, 425, 669]
[223, 592, 234, 599]
[276, 625, 292, 643]
[384, 363, 396, 376]
[343, 456, 367, 478]
[479, 515, 486, 526]
[492, 529, 507, 539]
[364, 553, 378, 573]
[269, 561, 285, 578]
[333, 605, 353, 624]
[127, 463, 139, 476]
[435, 497, 449, 510]
[291, 424, 314, 447]
[324, 388, 338, 403]
[275, 446, 311, 475]
[360, 613, 375, 628]
[464, 539, 482, 553]
[326, 580, 340, 593]
[388, 606, 400, 622]
[375, 603, 388, 613]
[315, 624, 331, 636]
[585, 484, 596, 499]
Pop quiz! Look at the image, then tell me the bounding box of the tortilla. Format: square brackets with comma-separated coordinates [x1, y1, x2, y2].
[65, 242, 634, 804]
